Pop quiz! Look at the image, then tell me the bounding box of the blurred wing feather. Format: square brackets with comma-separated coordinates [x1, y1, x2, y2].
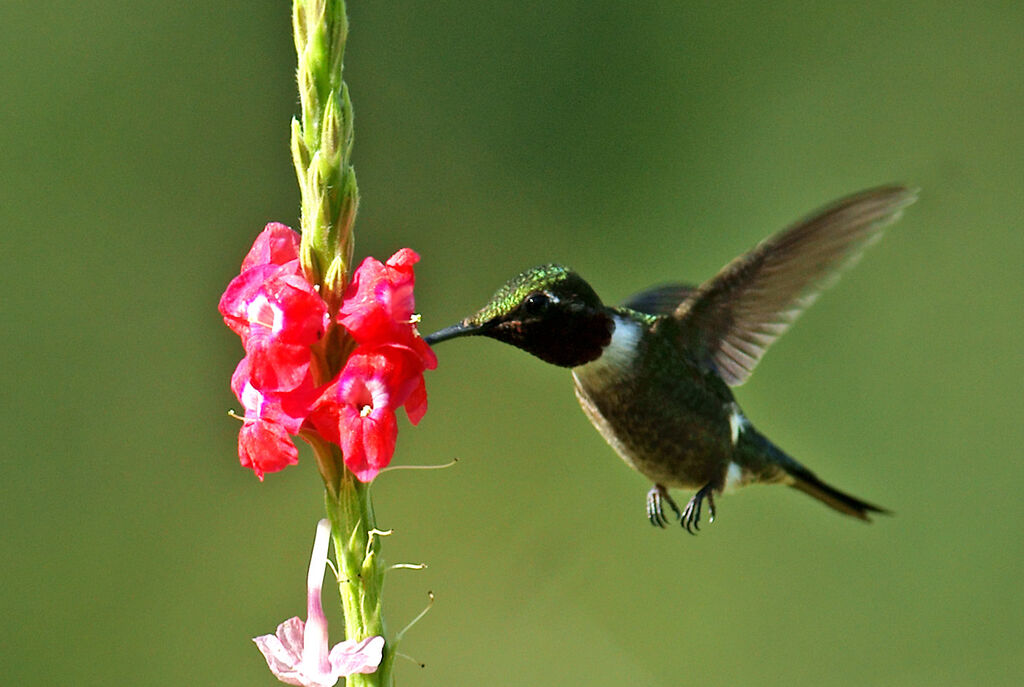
[621, 283, 697, 316]
[675, 186, 917, 386]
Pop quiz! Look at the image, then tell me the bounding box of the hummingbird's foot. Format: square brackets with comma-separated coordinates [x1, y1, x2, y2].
[681, 483, 717, 535]
[646, 484, 682, 528]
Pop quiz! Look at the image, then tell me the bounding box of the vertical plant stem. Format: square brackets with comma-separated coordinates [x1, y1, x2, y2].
[292, 0, 359, 308]
[292, 1, 390, 684]
[324, 465, 391, 686]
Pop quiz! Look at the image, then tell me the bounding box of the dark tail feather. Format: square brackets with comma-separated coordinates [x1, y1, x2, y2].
[787, 470, 889, 522]
[742, 428, 888, 521]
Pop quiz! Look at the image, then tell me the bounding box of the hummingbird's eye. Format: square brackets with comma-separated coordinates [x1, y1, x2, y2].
[523, 292, 550, 315]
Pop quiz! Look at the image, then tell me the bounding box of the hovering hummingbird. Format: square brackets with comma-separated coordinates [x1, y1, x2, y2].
[425, 186, 915, 533]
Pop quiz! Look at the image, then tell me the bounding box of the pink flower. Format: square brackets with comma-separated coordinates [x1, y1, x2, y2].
[220, 224, 304, 340]
[221, 224, 434, 481]
[339, 249, 437, 370]
[220, 225, 329, 393]
[231, 358, 319, 479]
[309, 346, 429, 482]
[254, 520, 384, 686]
[240, 277, 327, 392]
[241, 222, 301, 271]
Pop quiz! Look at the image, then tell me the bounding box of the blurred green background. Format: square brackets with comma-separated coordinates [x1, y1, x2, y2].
[2, 2, 1021, 685]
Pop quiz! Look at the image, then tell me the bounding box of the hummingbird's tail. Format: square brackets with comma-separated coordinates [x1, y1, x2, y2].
[741, 429, 889, 521]
[786, 468, 888, 521]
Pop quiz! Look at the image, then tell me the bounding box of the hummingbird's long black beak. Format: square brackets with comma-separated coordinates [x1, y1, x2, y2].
[423, 320, 484, 345]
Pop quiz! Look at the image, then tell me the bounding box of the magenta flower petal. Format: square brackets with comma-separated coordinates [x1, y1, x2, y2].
[224, 267, 328, 394]
[309, 345, 432, 481]
[337, 249, 435, 371]
[403, 375, 428, 425]
[220, 263, 285, 340]
[238, 418, 299, 481]
[231, 357, 321, 479]
[341, 406, 398, 483]
[241, 222, 301, 271]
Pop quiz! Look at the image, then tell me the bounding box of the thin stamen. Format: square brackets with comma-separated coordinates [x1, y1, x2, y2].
[395, 591, 435, 643]
[379, 458, 459, 474]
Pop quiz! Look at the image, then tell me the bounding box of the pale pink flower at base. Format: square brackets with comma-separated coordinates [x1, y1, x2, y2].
[254, 619, 384, 687]
[254, 520, 384, 686]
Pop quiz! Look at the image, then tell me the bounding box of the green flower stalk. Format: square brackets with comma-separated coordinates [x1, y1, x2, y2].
[290, 1, 391, 685]
[292, 0, 358, 306]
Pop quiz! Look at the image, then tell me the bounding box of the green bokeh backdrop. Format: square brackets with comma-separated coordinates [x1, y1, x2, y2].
[2, 2, 1021, 685]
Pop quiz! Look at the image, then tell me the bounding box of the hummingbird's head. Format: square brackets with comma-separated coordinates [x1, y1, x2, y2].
[424, 264, 614, 367]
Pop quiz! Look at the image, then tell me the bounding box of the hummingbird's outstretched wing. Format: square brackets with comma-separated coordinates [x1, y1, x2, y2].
[674, 185, 917, 386]
[621, 284, 697, 316]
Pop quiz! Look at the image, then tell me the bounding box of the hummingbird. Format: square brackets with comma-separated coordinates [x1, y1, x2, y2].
[425, 186, 915, 533]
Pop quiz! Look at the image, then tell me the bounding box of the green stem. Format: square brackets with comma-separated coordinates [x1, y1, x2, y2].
[292, 0, 359, 306]
[324, 464, 392, 687]
[291, 0, 391, 683]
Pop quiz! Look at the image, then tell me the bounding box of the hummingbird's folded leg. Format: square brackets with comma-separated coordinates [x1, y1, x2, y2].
[681, 483, 716, 534]
[646, 484, 681, 528]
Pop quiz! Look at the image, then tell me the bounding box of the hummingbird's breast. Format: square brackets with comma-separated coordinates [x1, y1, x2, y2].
[571, 313, 736, 489]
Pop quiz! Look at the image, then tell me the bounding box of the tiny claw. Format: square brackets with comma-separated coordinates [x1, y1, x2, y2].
[647, 488, 666, 528]
[646, 485, 680, 529]
[681, 499, 697, 535]
[680, 483, 715, 535]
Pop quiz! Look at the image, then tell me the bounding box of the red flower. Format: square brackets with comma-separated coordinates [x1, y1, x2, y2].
[339, 249, 437, 370]
[221, 225, 434, 481]
[221, 224, 303, 339]
[231, 357, 319, 479]
[240, 275, 328, 392]
[309, 346, 429, 482]
[241, 222, 301, 271]
[237, 421, 298, 481]
[220, 225, 328, 393]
